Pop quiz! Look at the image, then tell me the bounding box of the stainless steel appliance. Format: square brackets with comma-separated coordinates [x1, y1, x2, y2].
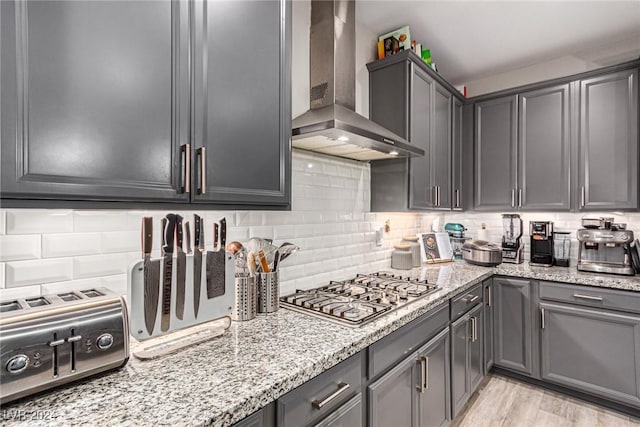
[501, 214, 524, 264]
[461, 240, 502, 267]
[577, 228, 635, 276]
[280, 272, 438, 327]
[0, 288, 129, 404]
[553, 231, 572, 267]
[445, 223, 470, 260]
[530, 221, 554, 266]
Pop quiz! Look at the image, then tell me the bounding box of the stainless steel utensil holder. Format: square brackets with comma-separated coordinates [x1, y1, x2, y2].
[232, 276, 256, 321]
[257, 272, 279, 313]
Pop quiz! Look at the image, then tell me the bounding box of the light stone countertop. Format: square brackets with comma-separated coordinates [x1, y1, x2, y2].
[2, 261, 638, 426]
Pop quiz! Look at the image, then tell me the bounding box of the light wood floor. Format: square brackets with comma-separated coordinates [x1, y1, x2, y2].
[452, 374, 640, 427]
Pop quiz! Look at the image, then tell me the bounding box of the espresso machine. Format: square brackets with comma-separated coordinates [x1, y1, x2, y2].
[501, 214, 524, 264]
[577, 221, 635, 276]
[530, 221, 554, 266]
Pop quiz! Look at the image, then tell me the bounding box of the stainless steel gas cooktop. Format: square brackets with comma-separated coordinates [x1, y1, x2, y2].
[280, 272, 439, 327]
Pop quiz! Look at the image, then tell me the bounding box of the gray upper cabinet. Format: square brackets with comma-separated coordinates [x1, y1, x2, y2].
[409, 67, 435, 209]
[451, 98, 464, 210]
[1, 0, 190, 202]
[577, 69, 638, 210]
[493, 277, 538, 378]
[474, 95, 518, 210]
[518, 84, 571, 210]
[432, 84, 452, 209]
[191, 0, 291, 206]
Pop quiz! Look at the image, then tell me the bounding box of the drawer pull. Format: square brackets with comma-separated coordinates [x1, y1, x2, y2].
[312, 382, 350, 410]
[573, 294, 603, 302]
[462, 295, 479, 304]
[416, 356, 429, 393]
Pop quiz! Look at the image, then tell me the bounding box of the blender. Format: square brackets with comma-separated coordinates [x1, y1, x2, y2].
[501, 214, 524, 264]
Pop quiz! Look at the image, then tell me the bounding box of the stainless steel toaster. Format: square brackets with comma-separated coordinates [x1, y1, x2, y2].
[0, 288, 129, 404]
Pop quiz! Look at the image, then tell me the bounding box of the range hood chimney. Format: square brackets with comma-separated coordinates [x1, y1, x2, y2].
[291, 0, 424, 161]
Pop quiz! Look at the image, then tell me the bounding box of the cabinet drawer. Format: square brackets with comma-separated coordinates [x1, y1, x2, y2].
[313, 393, 362, 427]
[539, 281, 640, 314]
[277, 353, 362, 427]
[368, 302, 448, 379]
[451, 283, 483, 320]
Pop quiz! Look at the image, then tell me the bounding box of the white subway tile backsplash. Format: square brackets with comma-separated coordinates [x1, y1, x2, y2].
[0, 211, 5, 235]
[0, 235, 41, 261]
[41, 278, 103, 295]
[101, 274, 128, 294]
[0, 263, 5, 288]
[74, 211, 130, 232]
[5, 258, 73, 287]
[101, 231, 139, 254]
[42, 233, 101, 258]
[74, 254, 128, 279]
[6, 210, 73, 234]
[0, 285, 41, 300]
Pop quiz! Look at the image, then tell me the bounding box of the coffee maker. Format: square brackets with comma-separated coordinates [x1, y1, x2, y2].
[530, 221, 554, 266]
[577, 223, 635, 276]
[501, 214, 524, 264]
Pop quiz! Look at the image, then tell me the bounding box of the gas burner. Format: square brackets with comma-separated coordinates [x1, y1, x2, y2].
[280, 272, 439, 327]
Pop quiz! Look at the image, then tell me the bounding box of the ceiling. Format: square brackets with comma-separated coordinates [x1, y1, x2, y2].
[356, 1, 640, 86]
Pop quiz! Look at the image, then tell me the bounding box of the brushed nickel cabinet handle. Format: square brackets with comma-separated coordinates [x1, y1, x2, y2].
[573, 293, 603, 302]
[470, 316, 477, 342]
[487, 286, 492, 307]
[541, 307, 545, 329]
[436, 186, 440, 207]
[581, 186, 586, 207]
[180, 144, 191, 193]
[462, 294, 479, 304]
[416, 357, 428, 392]
[312, 382, 350, 409]
[511, 189, 516, 208]
[456, 189, 461, 209]
[518, 188, 522, 208]
[196, 147, 206, 195]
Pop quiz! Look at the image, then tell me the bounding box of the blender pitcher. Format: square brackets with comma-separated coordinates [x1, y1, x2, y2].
[554, 232, 571, 267]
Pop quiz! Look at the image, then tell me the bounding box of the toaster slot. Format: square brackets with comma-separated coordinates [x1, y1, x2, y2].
[58, 292, 81, 302]
[0, 301, 22, 313]
[80, 289, 103, 298]
[25, 297, 50, 308]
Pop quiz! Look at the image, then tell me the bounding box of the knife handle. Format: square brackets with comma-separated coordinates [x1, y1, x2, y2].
[163, 214, 177, 254]
[194, 215, 202, 248]
[257, 250, 270, 273]
[175, 215, 184, 250]
[142, 217, 153, 257]
[220, 217, 227, 248]
[213, 222, 219, 252]
[184, 220, 191, 254]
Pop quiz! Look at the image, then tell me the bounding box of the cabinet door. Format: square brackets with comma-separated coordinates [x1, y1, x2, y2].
[432, 84, 452, 210]
[409, 66, 434, 209]
[314, 394, 362, 427]
[540, 303, 640, 408]
[578, 69, 638, 210]
[0, 0, 189, 202]
[416, 328, 450, 427]
[474, 95, 518, 210]
[451, 98, 464, 210]
[451, 314, 470, 418]
[469, 305, 484, 394]
[483, 280, 495, 373]
[518, 84, 571, 210]
[493, 277, 537, 377]
[367, 351, 416, 427]
[191, 0, 291, 206]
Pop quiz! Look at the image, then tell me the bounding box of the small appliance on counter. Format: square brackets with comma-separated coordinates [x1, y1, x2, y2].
[577, 226, 636, 276]
[462, 240, 502, 267]
[445, 223, 470, 260]
[553, 231, 572, 267]
[0, 288, 129, 404]
[530, 221, 554, 266]
[501, 214, 524, 264]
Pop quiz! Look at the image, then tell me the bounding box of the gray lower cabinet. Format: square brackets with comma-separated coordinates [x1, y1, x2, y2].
[1, 0, 190, 202]
[1, 0, 291, 208]
[578, 68, 638, 210]
[451, 303, 484, 418]
[474, 95, 518, 210]
[493, 277, 537, 378]
[368, 328, 451, 427]
[191, 0, 291, 206]
[482, 280, 494, 373]
[232, 403, 276, 427]
[314, 394, 362, 427]
[540, 302, 640, 409]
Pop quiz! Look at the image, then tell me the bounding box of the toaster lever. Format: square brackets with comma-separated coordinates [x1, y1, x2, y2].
[49, 339, 65, 347]
[67, 335, 83, 343]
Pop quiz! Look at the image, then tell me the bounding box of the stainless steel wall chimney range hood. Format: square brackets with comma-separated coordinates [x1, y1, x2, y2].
[291, 0, 424, 161]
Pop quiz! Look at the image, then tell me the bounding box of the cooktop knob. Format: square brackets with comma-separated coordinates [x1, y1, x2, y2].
[6, 354, 29, 374]
[96, 333, 114, 350]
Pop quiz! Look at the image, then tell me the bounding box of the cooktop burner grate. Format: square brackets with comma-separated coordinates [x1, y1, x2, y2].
[280, 272, 438, 327]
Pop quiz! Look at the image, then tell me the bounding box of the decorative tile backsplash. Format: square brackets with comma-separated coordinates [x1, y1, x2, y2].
[0, 150, 440, 301]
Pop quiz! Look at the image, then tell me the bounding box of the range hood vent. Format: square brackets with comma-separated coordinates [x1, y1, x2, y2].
[291, 0, 424, 161]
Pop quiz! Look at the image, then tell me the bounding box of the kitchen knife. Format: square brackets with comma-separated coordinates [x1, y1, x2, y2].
[142, 217, 160, 335]
[175, 214, 186, 320]
[206, 218, 226, 299]
[193, 215, 204, 318]
[161, 214, 177, 332]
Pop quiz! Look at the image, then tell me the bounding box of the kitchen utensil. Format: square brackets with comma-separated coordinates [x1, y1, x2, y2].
[232, 276, 257, 321]
[461, 240, 502, 267]
[276, 242, 300, 264]
[0, 288, 129, 404]
[257, 250, 270, 273]
[553, 231, 571, 267]
[206, 218, 226, 299]
[161, 214, 177, 332]
[226, 241, 243, 255]
[257, 272, 279, 313]
[175, 215, 186, 320]
[142, 217, 160, 335]
[247, 251, 257, 278]
[246, 237, 278, 265]
[193, 215, 204, 318]
[391, 244, 413, 270]
[401, 235, 421, 267]
[272, 249, 281, 271]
